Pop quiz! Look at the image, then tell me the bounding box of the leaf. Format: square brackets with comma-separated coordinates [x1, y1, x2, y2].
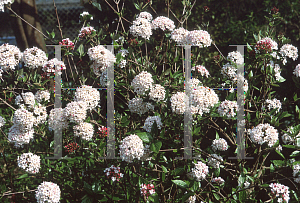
[213, 192, 220, 201]
[283, 145, 298, 149]
[137, 132, 150, 143]
[172, 168, 185, 175]
[276, 150, 285, 159]
[239, 190, 247, 202]
[150, 140, 162, 153]
[171, 180, 188, 188]
[92, 2, 102, 11]
[148, 193, 159, 202]
[77, 44, 84, 57]
[292, 190, 299, 201]
[161, 165, 168, 173]
[290, 150, 300, 157]
[134, 3, 140, 10]
[270, 163, 275, 173]
[271, 160, 285, 167]
[181, 192, 194, 203]
[17, 174, 28, 179]
[215, 131, 219, 140]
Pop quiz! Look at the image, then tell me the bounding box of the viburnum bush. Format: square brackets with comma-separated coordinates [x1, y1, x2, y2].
[1, 0, 300, 203]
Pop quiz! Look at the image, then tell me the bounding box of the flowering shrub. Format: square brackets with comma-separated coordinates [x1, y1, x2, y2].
[1, 1, 300, 202]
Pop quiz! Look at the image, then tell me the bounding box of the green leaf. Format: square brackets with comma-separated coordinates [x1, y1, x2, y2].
[161, 165, 168, 173]
[150, 140, 162, 153]
[181, 192, 194, 203]
[137, 132, 150, 143]
[172, 168, 184, 175]
[92, 2, 102, 11]
[134, 3, 140, 10]
[171, 180, 188, 188]
[276, 150, 285, 159]
[148, 193, 159, 202]
[77, 44, 84, 57]
[290, 150, 300, 157]
[271, 160, 286, 167]
[17, 174, 28, 179]
[215, 131, 219, 140]
[292, 190, 299, 201]
[283, 145, 298, 149]
[270, 163, 275, 173]
[239, 190, 247, 202]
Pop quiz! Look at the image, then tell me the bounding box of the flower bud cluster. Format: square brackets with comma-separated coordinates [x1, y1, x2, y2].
[212, 177, 225, 185]
[78, 26, 96, 38]
[269, 183, 290, 203]
[140, 183, 155, 199]
[64, 142, 79, 153]
[104, 165, 124, 182]
[59, 38, 74, 50]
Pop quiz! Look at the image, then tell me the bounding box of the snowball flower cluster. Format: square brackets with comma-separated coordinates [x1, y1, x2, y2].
[35, 181, 61, 203]
[269, 183, 290, 203]
[143, 116, 163, 133]
[0, 43, 22, 71]
[33, 103, 48, 126]
[212, 138, 228, 151]
[8, 125, 34, 148]
[280, 44, 298, 64]
[137, 11, 153, 21]
[88, 45, 116, 70]
[22, 47, 48, 69]
[48, 108, 68, 131]
[207, 154, 223, 168]
[119, 134, 146, 163]
[0, 0, 14, 12]
[15, 92, 36, 109]
[187, 78, 201, 89]
[264, 98, 282, 114]
[78, 26, 96, 38]
[227, 51, 244, 65]
[212, 177, 225, 185]
[35, 90, 50, 103]
[149, 84, 165, 102]
[247, 123, 279, 147]
[187, 161, 209, 181]
[191, 65, 210, 77]
[131, 71, 154, 95]
[170, 92, 186, 114]
[186, 30, 212, 48]
[129, 17, 152, 40]
[140, 184, 155, 199]
[64, 101, 87, 123]
[43, 58, 66, 75]
[151, 16, 175, 31]
[0, 115, 5, 128]
[218, 100, 238, 118]
[74, 85, 100, 111]
[221, 63, 237, 81]
[128, 97, 154, 115]
[73, 122, 94, 141]
[12, 107, 35, 132]
[104, 165, 124, 182]
[17, 153, 40, 174]
[293, 64, 300, 77]
[171, 27, 189, 45]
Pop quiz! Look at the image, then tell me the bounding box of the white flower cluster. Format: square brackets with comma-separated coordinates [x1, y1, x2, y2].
[128, 97, 154, 115]
[187, 78, 201, 89]
[78, 26, 96, 38]
[131, 71, 154, 95]
[212, 138, 228, 151]
[43, 58, 66, 75]
[100, 70, 107, 87]
[293, 64, 300, 77]
[119, 134, 149, 163]
[149, 84, 166, 102]
[248, 123, 279, 147]
[244, 181, 250, 188]
[104, 165, 124, 182]
[0, 0, 13, 12]
[221, 63, 237, 81]
[212, 177, 225, 185]
[207, 154, 223, 168]
[151, 16, 175, 31]
[64, 101, 87, 124]
[171, 27, 189, 45]
[0, 43, 22, 71]
[22, 47, 48, 69]
[190, 86, 219, 116]
[269, 183, 290, 203]
[88, 45, 116, 72]
[35, 181, 61, 203]
[17, 152, 40, 174]
[186, 30, 212, 48]
[74, 85, 100, 111]
[255, 37, 278, 53]
[129, 17, 152, 40]
[35, 90, 50, 103]
[15, 92, 36, 109]
[137, 11, 153, 21]
[170, 92, 186, 114]
[187, 161, 209, 181]
[73, 122, 94, 141]
[0, 115, 5, 128]
[268, 61, 282, 81]
[33, 103, 48, 126]
[264, 98, 282, 114]
[80, 11, 93, 20]
[117, 49, 129, 68]
[12, 108, 35, 132]
[227, 51, 244, 65]
[185, 193, 196, 203]
[8, 125, 34, 148]
[280, 44, 298, 65]
[293, 164, 300, 184]
[191, 65, 210, 77]
[143, 116, 163, 132]
[48, 108, 68, 132]
[218, 100, 238, 118]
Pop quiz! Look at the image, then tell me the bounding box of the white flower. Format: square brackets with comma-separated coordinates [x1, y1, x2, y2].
[15, 92, 36, 109]
[267, 61, 282, 81]
[207, 154, 223, 168]
[143, 116, 163, 132]
[186, 30, 212, 48]
[0, 43, 22, 71]
[212, 177, 225, 185]
[48, 108, 68, 131]
[22, 47, 48, 69]
[187, 78, 201, 89]
[187, 161, 209, 181]
[191, 65, 210, 77]
[119, 134, 145, 163]
[33, 103, 48, 126]
[171, 27, 189, 45]
[73, 122, 94, 141]
[128, 97, 154, 115]
[43, 58, 66, 75]
[293, 64, 300, 77]
[8, 124, 34, 148]
[0, 115, 5, 128]
[244, 181, 250, 188]
[0, 0, 14, 12]
[212, 138, 228, 151]
[129, 17, 152, 40]
[64, 101, 87, 123]
[248, 123, 279, 147]
[280, 44, 298, 62]
[78, 26, 96, 38]
[149, 84, 165, 102]
[74, 85, 100, 111]
[221, 63, 237, 81]
[170, 92, 186, 115]
[104, 165, 123, 182]
[227, 51, 244, 65]
[80, 11, 93, 20]
[265, 98, 281, 114]
[151, 16, 175, 31]
[35, 90, 50, 103]
[17, 153, 40, 174]
[137, 12, 153, 21]
[35, 181, 61, 203]
[269, 183, 290, 203]
[131, 71, 153, 95]
[12, 107, 35, 131]
[218, 100, 238, 118]
[88, 45, 116, 69]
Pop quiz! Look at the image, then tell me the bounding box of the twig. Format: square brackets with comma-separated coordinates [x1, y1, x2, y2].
[53, 0, 63, 39]
[0, 97, 16, 111]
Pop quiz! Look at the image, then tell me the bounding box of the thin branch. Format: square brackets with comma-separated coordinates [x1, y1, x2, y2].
[0, 97, 16, 111]
[53, 0, 63, 39]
